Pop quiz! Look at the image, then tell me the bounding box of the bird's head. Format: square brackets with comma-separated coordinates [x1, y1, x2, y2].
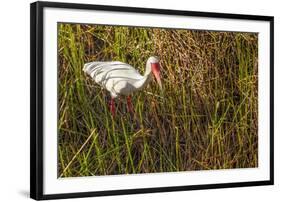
[147, 56, 162, 90]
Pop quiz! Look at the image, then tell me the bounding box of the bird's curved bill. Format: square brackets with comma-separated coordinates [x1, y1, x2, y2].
[151, 63, 162, 91]
[156, 74, 162, 90]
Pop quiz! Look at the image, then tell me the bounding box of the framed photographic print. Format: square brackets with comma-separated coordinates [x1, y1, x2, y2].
[30, 1, 274, 200]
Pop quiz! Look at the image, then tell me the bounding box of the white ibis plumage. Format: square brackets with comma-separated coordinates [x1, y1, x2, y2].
[83, 56, 162, 116]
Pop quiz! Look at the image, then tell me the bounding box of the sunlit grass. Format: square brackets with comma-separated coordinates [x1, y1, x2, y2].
[58, 24, 258, 177]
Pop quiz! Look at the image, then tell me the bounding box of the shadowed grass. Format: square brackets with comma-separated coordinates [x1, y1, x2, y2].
[58, 24, 258, 177]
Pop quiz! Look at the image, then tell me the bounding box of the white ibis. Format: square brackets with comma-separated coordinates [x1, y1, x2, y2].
[83, 56, 162, 116]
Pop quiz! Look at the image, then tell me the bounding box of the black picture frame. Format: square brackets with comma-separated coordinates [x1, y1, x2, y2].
[30, 1, 274, 200]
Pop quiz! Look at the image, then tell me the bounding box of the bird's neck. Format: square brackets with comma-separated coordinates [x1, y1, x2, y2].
[144, 62, 151, 76]
[134, 74, 152, 90]
[134, 63, 152, 90]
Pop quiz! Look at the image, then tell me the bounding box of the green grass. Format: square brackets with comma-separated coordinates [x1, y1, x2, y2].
[58, 23, 258, 177]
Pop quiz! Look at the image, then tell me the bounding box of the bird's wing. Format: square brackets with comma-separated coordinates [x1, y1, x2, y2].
[83, 61, 143, 86]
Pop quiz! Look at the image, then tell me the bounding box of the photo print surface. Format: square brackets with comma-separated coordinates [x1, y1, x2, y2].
[58, 23, 258, 178]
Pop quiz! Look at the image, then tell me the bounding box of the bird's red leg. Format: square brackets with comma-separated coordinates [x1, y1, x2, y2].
[127, 96, 134, 114]
[109, 98, 116, 117]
